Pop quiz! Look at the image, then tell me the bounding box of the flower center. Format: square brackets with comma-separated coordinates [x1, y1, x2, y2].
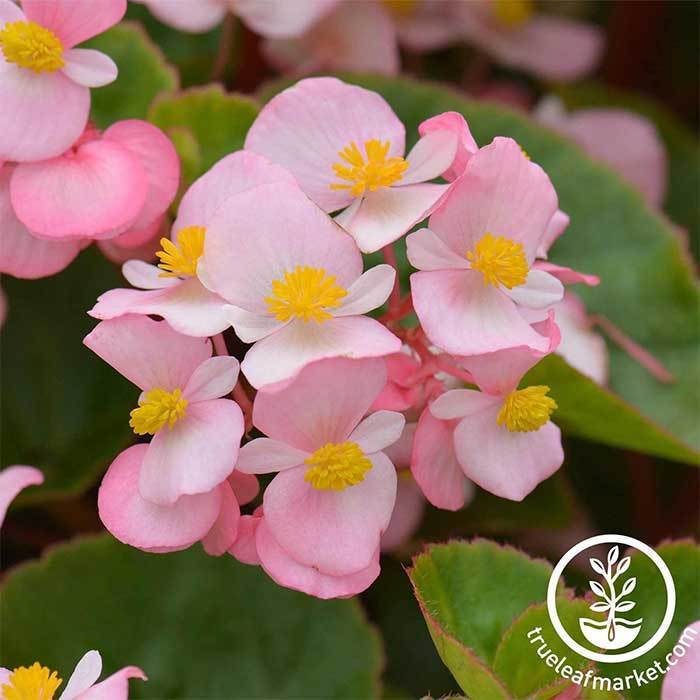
[497, 385, 557, 432]
[265, 266, 347, 324]
[156, 226, 206, 278]
[467, 233, 529, 289]
[129, 387, 188, 436]
[304, 441, 373, 491]
[0, 21, 64, 73]
[330, 139, 409, 197]
[382, 0, 418, 18]
[2, 663, 62, 700]
[493, 0, 533, 29]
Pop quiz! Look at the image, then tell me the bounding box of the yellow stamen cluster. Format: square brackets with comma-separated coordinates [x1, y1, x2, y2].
[265, 266, 347, 324]
[331, 140, 409, 197]
[304, 441, 373, 490]
[2, 663, 62, 700]
[493, 0, 534, 29]
[497, 385, 557, 432]
[467, 233, 529, 289]
[382, 0, 418, 18]
[0, 21, 64, 73]
[156, 226, 206, 278]
[129, 387, 188, 436]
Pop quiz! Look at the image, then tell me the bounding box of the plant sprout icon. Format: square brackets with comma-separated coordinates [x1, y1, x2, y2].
[579, 545, 644, 650]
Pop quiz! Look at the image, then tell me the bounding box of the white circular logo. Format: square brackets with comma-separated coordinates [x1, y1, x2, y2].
[546, 534, 676, 664]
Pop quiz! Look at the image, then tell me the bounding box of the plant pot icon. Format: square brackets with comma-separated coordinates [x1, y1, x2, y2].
[581, 545, 644, 650]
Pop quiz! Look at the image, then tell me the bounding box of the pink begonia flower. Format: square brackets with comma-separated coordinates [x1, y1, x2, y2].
[0, 166, 86, 279]
[90, 151, 294, 338]
[199, 179, 401, 389]
[236, 357, 403, 588]
[0, 0, 125, 162]
[84, 315, 244, 505]
[427, 316, 564, 501]
[10, 120, 179, 241]
[451, 0, 603, 82]
[0, 465, 43, 529]
[133, 0, 336, 36]
[262, 1, 399, 77]
[245, 77, 461, 253]
[408, 137, 564, 356]
[96, 214, 165, 265]
[388, 0, 462, 53]
[661, 621, 700, 699]
[535, 97, 668, 208]
[1, 649, 145, 700]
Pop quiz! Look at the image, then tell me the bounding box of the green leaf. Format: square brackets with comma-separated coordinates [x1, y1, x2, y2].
[261, 75, 699, 463]
[600, 541, 700, 699]
[1, 249, 136, 504]
[148, 85, 259, 184]
[408, 540, 555, 697]
[85, 22, 178, 128]
[0, 534, 383, 699]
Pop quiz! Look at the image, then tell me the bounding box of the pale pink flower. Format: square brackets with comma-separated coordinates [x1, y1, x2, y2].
[245, 77, 461, 253]
[408, 137, 564, 356]
[0, 465, 43, 529]
[0, 0, 125, 162]
[1, 649, 145, 700]
[262, 1, 399, 77]
[452, 0, 603, 81]
[9, 120, 179, 241]
[535, 97, 667, 208]
[199, 179, 400, 389]
[661, 621, 700, 699]
[133, 0, 336, 36]
[389, 0, 462, 53]
[90, 151, 294, 338]
[426, 316, 564, 501]
[235, 357, 403, 591]
[84, 315, 244, 505]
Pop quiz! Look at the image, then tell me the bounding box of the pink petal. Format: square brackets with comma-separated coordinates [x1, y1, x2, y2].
[427, 137, 558, 262]
[252, 356, 387, 452]
[241, 315, 400, 390]
[453, 404, 564, 501]
[401, 131, 459, 185]
[335, 264, 395, 317]
[0, 0, 24, 23]
[224, 303, 285, 343]
[77, 667, 147, 700]
[103, 120, 180, 232]
[0, 169, 82, 279]
[411, 408, 469, 511]
[229, 512, 262, 565]
[235, 0, 337, 39]
[228, 471, 259, 505]
[60, 650, 102, 700]
[201, 481, 240, 556]
[105, 213, 165, 250]
[256, 518, 380, 599]
[394, 0, 461, 52]
[661, 621, 700, 699]
[382, 421, 417, 469]
[418, 111, 478, 181]
[0, 465, 43, 529]
[23, 0, 126, 48]
[431, 389, 503, 420]
[533, 261, 600, 287]
[11, 139, 148, 240]
[98, 444, 221, 551]
[62, 48, 117, 87]
[201, 181, 363, 314]
[123, 260, 177, 289]
[344, 182, 451, 253]
[406, 226, 470, 271]
[244, 77, 405, 212]
[0, 65, 88, 162]
[536, 209, 569, 259]
[139, 399, 243, 505]
[134, 0, 225, 33]
[235, 438, 308, 475]
[83, 315, 212, 391]
[503, 269, 564, 309]
[183, 355, 239, 402]
[89, 279, 237, 338]
[348, 411, 405, 454]
[411, 269, 551, 356]
[381, 473, 426, 552]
